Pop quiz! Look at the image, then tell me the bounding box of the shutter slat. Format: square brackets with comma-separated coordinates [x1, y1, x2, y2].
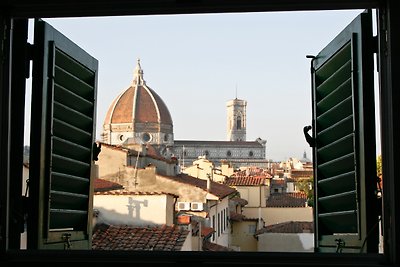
[54, 101, 92, 131]
[317, 134, 354, 163]
[54, 65, 94, 100]
[316, 96, 353, 130]
[318, 171, 356, 197]
[317, 115, 353, 146]
[54, 83, 93, 116]
[51, 172, 89, 194]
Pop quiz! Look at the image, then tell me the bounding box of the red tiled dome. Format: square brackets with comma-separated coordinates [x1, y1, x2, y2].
[104, 59, 173, 127]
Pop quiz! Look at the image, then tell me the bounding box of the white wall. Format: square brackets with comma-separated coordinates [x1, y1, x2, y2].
[208, 197, 230, 247]
[243, 207, 313, 226]
[94, 194, 175, 226]
[257, 233, 314, 252]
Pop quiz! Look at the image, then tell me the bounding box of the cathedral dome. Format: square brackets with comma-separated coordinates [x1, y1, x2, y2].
[104, 60, 172, 126]
[102, 59, 173, 147]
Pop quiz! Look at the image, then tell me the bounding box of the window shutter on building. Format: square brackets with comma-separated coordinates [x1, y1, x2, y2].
[311, 10, 379, 253]
[28, 19, 98, 249]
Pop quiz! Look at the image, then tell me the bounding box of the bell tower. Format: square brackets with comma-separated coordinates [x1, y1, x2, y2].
[226, 98, 247, 141]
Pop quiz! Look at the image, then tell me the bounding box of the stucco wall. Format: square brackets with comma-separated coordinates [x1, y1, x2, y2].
[180, 232, 193, 251]
[183, 157, 228, 183]
[236, 186, 268, 208]
[93, 194, 175, 226]
[208, 198, 230, 247]
[242, 207, 313, 226]
[257, 233, 314, 252]
[97, 145, 127, 179]
[230, 220, 258, 251]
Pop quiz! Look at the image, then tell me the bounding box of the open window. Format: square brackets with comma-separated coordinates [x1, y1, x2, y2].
[1, 0, 399, 266]
[310, 10, 379, 253]
[28, 19, 98, 249]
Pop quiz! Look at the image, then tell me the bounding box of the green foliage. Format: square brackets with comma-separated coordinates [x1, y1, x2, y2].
[376, 154, 382, 177]
[296, 176, 314, 207]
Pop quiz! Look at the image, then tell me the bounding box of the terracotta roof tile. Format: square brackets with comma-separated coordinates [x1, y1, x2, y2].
[290, 169, 313, 179]
[233, 167, 272, 177]
[266, 192, 308, 207]
[202, 241, 235, 251]
[225, 168, 272, 186]
[94, 178, 124, 192]
[256, 221, 314, 234]
[92, 224, 189, 251]
[224, 176, 266, 186]
[201, 226, 215, 238]
[161, 173, 237, 199]
[230, 197, 248, 206]
[229, 211, 246, 222]
[94, 190, 178, 198]
[271, 179, 285, 186]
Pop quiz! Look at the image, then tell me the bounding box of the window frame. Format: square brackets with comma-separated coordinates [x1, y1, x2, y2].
[1, 0, 399, 266]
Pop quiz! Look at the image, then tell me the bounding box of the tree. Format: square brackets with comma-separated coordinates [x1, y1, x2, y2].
[376, 154, 382, 177]
[296, 176, 314, 207]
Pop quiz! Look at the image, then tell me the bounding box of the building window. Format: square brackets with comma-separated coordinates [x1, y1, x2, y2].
[223, 209, 226, 231]
[212, 215, 215, 241]
[226, 207, 229, 227]
[249, 151, 254, 157]
[218, 213, 221, 237]
[248, 225, 256, 234]
[226, 150, 232, 157]
[236, 116, 242, 129]
[142, 132, 151, 142]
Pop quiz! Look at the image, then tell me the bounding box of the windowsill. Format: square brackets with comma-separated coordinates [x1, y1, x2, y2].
[1, 250, 388, 266]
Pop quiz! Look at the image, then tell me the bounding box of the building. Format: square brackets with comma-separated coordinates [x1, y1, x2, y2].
[181, 155, 234, 183]
[95, 143, 238, 249]
[255, 221, 314, 252]
[101, 59, 174, 157]
[1, 1, 398, 266]
[174, 139, 268, 169]
[101, 59, 268, 168]
[226, 98, 247, 141]
[92, 179, 193, 251]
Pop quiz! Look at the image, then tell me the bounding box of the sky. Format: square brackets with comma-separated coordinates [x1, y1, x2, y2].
[25, 9, 379, 162]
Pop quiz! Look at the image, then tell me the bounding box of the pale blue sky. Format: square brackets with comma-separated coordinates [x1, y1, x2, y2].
[26, 9, 379, 162]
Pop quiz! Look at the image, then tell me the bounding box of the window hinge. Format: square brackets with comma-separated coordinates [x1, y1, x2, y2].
[62, 233, 72, 250]
[335, 238, 345, 253]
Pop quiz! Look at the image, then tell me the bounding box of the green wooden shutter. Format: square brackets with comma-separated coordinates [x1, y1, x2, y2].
[311, 10, 379, 253]
[28, 19, 98, 249]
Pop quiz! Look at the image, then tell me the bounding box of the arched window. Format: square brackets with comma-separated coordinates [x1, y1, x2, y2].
[236, 115, 242, 129]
